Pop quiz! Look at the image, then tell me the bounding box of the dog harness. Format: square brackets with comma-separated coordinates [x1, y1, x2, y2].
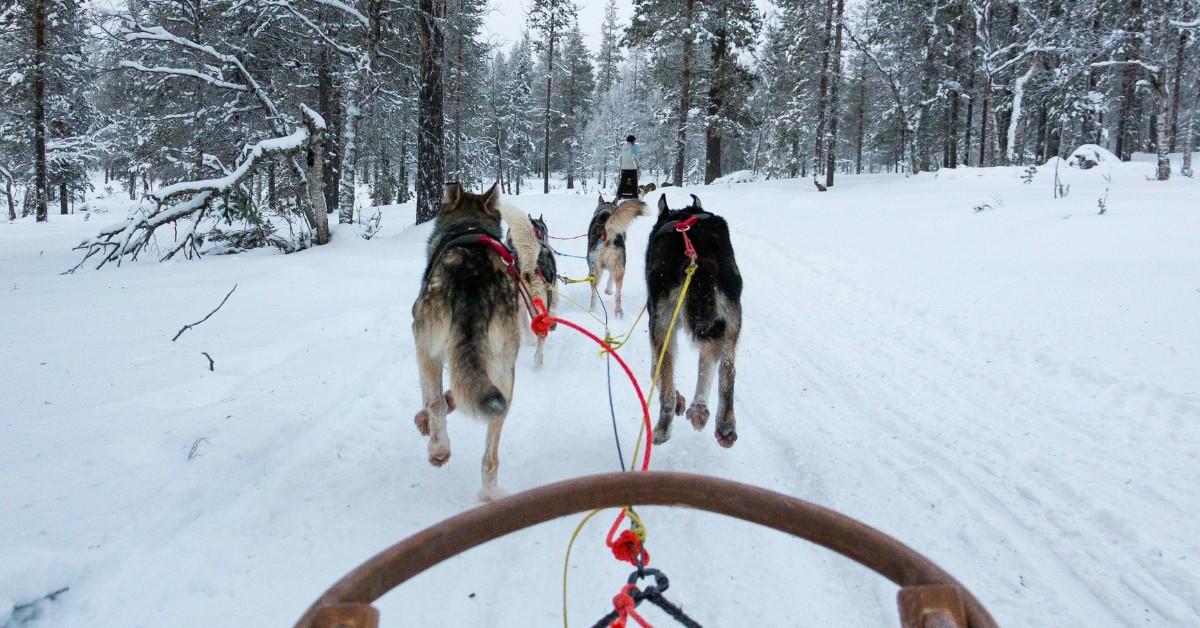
[651, 211, 713, 262]
[422, 227, 518, 283]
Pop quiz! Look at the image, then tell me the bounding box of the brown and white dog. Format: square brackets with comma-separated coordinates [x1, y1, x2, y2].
[411, 182, 540, 501]
[587, 195, 647, 317]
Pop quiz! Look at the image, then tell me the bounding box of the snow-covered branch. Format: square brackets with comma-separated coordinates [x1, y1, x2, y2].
[1090, 59, 1163, 75]
[118, 60, 248, 92]
[70, 108, 323, 271]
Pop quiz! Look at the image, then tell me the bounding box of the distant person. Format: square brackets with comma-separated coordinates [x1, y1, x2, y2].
[616, 135, 640, 199]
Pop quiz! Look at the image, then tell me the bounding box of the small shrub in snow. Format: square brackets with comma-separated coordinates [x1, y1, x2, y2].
[1068, 144, 1118, 170]
[1021, 166, 1037, 184]
[1097, 174, 1111, 215]
[356, 207, 383, 240]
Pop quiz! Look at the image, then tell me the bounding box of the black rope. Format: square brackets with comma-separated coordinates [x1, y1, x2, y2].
[587, 568, 703, 628]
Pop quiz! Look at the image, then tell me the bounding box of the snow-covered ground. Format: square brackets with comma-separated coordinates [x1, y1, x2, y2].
[2, 156, 1198, 627]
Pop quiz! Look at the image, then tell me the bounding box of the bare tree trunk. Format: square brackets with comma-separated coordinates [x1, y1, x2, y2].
[129, 169, 137, 200]
[824, 0, 845, 188]
[979, 79, 991, 166]
[1116, 0, 1144, 160]
[855, 53, 866, 174]
[543, 22, 555, 194]
[305, 112, 330, 244]
[338, 88, 359, 224]
[673, 0, 694, 187]
[1166, 29, 1185, 153]
[812, 0, 833, 177]
[416, 0, 445, 224]
[1, 168, 15, 220]
[59, 176, 68, 215]
[398, 129, 410, 204]
[704, 21, 727, 184]
[1182, 107, 1195, 177]
[317, 41, 342, 217]
[32, 0, 48, 222]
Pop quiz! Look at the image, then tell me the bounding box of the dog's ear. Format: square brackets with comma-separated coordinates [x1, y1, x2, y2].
[657, 193, 670, 218]
[689, 194, 703, 210]
[597, 193, 606, 205]
[482, 181, 501, 217]
[442, 182, 463, 211]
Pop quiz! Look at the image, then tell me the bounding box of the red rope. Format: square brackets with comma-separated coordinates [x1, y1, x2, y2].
[540, 315, 653, 473]
[610, 584, 652, 628]
[674, 215, 699, 261]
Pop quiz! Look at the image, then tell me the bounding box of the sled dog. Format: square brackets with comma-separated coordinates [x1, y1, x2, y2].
[507, 213, 558, 367]
[645, 193, 743, 447]
[587, 195, 647, 317]
[411, 182, 540, 501]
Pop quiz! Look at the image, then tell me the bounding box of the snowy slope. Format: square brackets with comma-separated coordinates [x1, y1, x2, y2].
[2, 158, 1198, 627]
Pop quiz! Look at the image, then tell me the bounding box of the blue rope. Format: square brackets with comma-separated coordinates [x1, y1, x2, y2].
[553, 249, 590, 260]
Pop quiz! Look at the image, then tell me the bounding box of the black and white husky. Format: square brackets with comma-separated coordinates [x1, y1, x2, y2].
[645, 194, 743, 447]
[411, 182, 541, 501]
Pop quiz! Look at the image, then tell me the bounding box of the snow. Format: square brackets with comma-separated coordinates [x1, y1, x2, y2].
[711, 169, 760, 184]
[1067, 144, 1120, 169]
[2, 158, 1199, 627]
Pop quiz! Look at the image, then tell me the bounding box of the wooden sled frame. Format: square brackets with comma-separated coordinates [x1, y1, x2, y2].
[295, 472, 998, 628]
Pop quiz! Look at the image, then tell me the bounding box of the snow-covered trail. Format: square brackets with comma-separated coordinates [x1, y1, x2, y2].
[2, 162, 1198, 627]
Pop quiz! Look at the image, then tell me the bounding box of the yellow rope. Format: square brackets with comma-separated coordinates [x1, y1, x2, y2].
[561, 507, 604, 628]
[560, 262, 698, 627]
[628, 263, 697, 471]
[600, 302, 649, 356]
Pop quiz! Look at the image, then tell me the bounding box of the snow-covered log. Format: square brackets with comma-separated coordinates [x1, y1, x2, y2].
[70, 107, 325, 271]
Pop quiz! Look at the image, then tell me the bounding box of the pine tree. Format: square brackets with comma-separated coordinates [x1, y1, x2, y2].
[527, 0, 577, 193]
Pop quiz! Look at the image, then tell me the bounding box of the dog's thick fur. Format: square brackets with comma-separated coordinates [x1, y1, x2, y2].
[411, 182, 540, 501]
[587, 195, 647, 317]
[637, 182, 657, 198]
[645, 193, 743, 447]
[507, 214, 558, 367]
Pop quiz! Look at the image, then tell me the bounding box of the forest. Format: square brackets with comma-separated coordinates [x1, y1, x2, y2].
[1, 0, 1196, 262]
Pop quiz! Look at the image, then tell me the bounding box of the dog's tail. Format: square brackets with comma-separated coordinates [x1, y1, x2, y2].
[496, 198, 550, 305]
[605, 200, 647, 241]
[685, 260, 727, 340]
[448, 317, 509, 416]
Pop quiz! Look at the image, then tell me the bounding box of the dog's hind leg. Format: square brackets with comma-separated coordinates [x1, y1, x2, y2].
[714, 333, 739, 448]
[479, 322, 517, 501]
[415, 344, 452, 467]
[588, 263, 603, 311]
[687, 340, 720, 431]
[612, 264, 626, 318]
[650, 308, 685, 445]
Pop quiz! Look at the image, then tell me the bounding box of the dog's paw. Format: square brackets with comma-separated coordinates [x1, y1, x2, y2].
[674, 391, 686, 416]
[604, 287, 614, 295]
[715, 423, 737, 448]
[652, 425, 672, 445]
[614, 308, 624, 319]
[479, 484, 509, 502]
[428, 445, 451, 467]
[687, 404, 709, 430]
[444, 391, 456, 413]
[414, 409, 431, 436]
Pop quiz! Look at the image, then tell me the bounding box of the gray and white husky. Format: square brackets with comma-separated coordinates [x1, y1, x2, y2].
[411, 182, 541, 501]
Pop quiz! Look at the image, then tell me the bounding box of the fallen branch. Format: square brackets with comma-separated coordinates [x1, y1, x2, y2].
[173, 284, 237, 341]
[10, 587, 70, 620]
[188, 437, 210, 460]
[201, 351, 214, 371]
